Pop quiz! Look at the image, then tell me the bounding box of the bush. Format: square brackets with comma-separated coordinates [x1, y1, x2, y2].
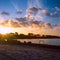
[7, 40, 21, 45]
[0, 39, 6, 44]
[27, 41, 32, 44]
[23, 41, 26, 44]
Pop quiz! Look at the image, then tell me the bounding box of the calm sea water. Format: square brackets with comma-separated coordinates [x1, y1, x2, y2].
[17, 39, 60, 46]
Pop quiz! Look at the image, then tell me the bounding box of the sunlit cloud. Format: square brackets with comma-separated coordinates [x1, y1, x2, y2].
[0, 20, 21, 28]
[0, 18, 60, 36]
[0, 0, 59, 36]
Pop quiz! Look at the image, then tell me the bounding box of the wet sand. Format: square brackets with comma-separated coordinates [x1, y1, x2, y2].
[0, 44, 60, 60]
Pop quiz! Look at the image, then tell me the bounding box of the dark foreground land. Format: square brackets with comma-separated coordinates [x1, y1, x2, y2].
[0, 44, 60, 60]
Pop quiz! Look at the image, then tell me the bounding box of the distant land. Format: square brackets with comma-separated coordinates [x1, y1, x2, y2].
[0, 32, 60, 40]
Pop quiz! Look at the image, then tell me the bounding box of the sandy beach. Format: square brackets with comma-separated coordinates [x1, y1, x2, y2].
[0, 44, 60, 60]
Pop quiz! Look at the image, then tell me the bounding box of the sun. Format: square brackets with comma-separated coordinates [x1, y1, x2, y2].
[0, 26, 14, 34]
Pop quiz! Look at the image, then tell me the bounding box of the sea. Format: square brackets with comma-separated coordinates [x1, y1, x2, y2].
[17, 39, 60, 46]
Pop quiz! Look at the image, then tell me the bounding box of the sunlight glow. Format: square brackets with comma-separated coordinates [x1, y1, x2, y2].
[0, 26, 14, 34]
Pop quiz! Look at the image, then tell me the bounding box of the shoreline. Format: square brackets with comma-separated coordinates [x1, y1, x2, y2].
[1, 43, 60, 49]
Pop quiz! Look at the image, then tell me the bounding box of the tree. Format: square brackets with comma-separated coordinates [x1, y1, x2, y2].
[28, 33, 34, 36]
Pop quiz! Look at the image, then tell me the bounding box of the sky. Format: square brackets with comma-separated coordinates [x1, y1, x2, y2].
[0, 0, 60, 36]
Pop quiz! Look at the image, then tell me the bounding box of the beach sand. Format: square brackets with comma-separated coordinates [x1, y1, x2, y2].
[0, 44, 60, 60]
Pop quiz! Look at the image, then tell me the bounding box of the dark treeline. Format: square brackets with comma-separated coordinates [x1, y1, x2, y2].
[0, 32, 60, 45]
[0, 32, 60, 40]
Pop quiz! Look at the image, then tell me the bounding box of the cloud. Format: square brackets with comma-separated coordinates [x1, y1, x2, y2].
[31, 21, 40, 24]
[0, 19, 60, 36]
[41, 10, 48, 14]
[41, 9, 51, 16]
[16, 10, 23, 14]
[50, 12, 59, 17]
[15, 17, 53, 29]
[0, 20, 21, 28]
[8, 20, 21, 28]
[1, 11, 10, 16]
[15, 17, 27, 22]
[44, 22, 52, 29]
[41, 9, 59, 17]
[15, 17, 29, 27]
[55, 7, 60, 11]
[0, 20, 8, 26]
[0, 18, 59, 32]
[39, 8, 42, 10]
[29, 20, 40, 28]
[26, 7, 38, 15]
[25, 14, 34, 21]
[35, 15, 43, 21]
[15, 17, 52, 29]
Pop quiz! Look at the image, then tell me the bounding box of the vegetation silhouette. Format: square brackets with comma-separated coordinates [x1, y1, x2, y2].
[0, 32, 60, 39]
[0, 32, 60, 45]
